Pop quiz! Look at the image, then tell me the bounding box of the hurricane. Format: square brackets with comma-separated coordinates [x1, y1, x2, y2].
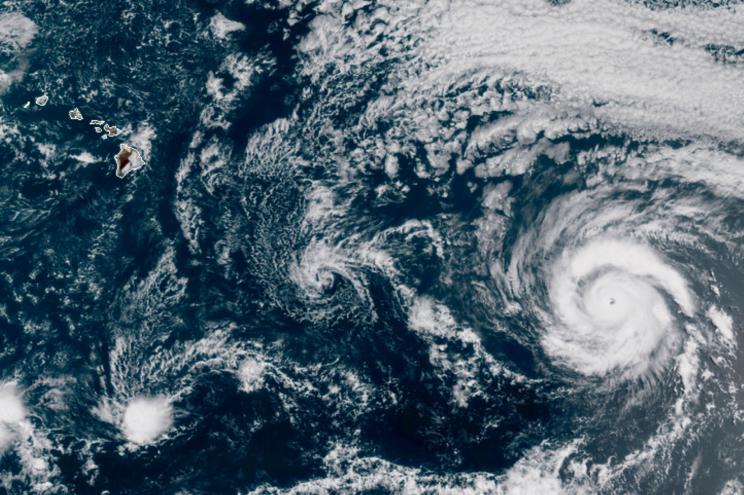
[0, 0, 743, 493]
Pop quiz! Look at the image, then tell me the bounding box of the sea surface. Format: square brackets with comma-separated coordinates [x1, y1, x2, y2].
[0, 0, 743, 493]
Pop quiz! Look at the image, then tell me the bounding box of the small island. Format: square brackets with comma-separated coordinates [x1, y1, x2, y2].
[103, 123, 120, 137]
[114, 144, 144, 179]
[68, 108, 83, 120]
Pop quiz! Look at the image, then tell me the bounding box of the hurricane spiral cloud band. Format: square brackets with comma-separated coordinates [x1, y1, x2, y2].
[0, 0, 743, 493]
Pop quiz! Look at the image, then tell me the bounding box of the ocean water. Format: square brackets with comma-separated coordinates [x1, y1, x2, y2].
[0, 0, 743, 493]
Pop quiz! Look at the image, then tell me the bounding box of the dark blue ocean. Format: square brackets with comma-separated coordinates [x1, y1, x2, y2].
[0, 0, 743, 493]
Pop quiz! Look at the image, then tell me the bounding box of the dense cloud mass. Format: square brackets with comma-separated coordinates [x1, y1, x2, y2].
[0, 0, 743, 493]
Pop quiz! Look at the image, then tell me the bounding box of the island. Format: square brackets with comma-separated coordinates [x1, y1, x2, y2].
[114, 144, 144, 179]
[103, 123, 120, 137]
